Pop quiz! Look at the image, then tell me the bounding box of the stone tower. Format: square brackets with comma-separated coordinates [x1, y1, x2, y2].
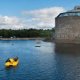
[55, 6, 80, 43]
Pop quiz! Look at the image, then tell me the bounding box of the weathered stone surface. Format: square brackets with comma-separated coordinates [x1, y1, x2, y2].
[55, 16, 80, 43]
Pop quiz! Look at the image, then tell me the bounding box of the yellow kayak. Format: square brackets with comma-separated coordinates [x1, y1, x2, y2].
[5, 57, 19, 67]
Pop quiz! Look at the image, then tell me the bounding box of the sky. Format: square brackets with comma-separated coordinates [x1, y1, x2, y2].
[0, 0, 80, 29]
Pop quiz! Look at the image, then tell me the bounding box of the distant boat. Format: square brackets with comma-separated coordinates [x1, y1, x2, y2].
[35, 40, 41, 47]
[35, 45, 41, 47]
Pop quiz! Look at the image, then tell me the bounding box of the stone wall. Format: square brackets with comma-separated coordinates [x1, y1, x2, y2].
[55, 16, 80, 43]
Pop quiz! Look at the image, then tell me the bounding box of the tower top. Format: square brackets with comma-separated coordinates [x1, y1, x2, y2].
[67, 5, 80, 12]
[74, 6, 80, 10]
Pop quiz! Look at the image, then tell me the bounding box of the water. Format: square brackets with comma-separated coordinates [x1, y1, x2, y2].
[0, 40, 80, 80]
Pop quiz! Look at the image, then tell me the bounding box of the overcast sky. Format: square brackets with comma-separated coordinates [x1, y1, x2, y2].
[0, 0, 80, 29]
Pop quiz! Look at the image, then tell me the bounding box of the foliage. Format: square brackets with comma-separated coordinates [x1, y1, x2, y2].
[0, 28, 55, 38]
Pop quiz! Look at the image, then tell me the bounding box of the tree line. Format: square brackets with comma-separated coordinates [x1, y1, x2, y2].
[0, 28, 55, 38]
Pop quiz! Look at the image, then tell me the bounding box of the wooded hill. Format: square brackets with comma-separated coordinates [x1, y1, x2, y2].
[0, 28, 55, 38]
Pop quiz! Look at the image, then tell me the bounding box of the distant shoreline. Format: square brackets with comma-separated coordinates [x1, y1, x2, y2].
[0, 38, 45, 40]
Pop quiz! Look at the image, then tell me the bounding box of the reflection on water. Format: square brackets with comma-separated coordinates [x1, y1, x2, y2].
[0, 40, 80, 80]
[55, 43, 80, 55]
[55, 43, 80, 80]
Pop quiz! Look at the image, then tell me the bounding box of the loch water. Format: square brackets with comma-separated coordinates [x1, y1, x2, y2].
[0, 40, 80, 80]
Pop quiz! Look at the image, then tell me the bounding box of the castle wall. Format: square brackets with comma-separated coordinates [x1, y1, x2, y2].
[55, 16, 80, 43]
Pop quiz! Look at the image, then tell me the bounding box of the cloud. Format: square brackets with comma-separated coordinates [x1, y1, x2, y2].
[0, 7, 66, 29]
[0, 16, 24, 29]
[0, 16, 19, 25]
[23, 7, 65, 17]
[22, 7, 66, 29]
